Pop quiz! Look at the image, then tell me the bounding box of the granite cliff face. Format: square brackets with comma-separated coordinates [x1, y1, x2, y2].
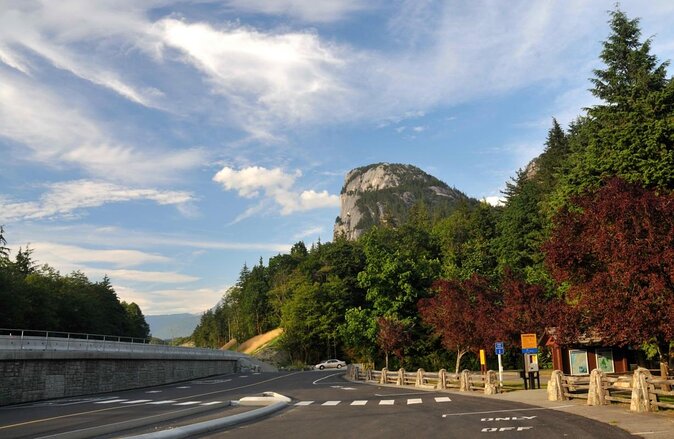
[333, 163, 473, 240]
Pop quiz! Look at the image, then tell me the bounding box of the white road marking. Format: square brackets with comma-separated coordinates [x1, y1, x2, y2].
[351, 400, 368, 406]
[147, 400, 177, 405]
[322, 401, 341, 406]
[122, 400, 152, 404]
[435, 397, 452, 403]
[174, 401, 201, 406]
[200, 401, 224, 406]
[95, 399, 127, 404]
[295, 401, 314, 406]
[407, 398, 423, 404]
[379, 400, 395, 405]
[374, 391, 427, 397]
[313, 373, 343, 385]
[442, 405, 575, 417]
[239, 376, 248, 378]
[481, 426, 533, 432]
[176, 386, 191, 389]
[145, 391, 162, 394]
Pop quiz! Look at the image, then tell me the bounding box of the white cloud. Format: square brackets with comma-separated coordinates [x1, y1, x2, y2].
[293, 226, 324, 239]
[154, 18, 351, 138]
[115, 284, 228, 315]
[484, 196, 506, 207]
[223, 0, 373, 23]
[0, 1, 158, 106]
[0, 72, 205, 184]
[104, 269, 198, 283]
[0, 180, 194, 222]
[26, 242, 170, 268]
[213, 166, 339, 215]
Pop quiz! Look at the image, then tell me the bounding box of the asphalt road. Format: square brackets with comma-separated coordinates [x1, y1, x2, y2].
[0, 370, 634, 438]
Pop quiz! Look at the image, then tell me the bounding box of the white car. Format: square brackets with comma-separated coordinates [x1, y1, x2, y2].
[315, 359, 347, 370]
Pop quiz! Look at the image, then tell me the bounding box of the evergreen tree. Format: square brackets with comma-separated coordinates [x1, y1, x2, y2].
[557, 8, 674, 198]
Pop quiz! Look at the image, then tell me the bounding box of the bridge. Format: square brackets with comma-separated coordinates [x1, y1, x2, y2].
[0, 329, 272, 406]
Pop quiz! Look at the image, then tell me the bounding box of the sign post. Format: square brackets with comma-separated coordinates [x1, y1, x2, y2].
[495, 342, 504, 386]
[479, 349, 487, 374]
[520, 333, 539, 390]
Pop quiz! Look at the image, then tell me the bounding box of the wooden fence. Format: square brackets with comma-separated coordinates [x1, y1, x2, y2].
[349, 366, 499, 394]
[548, 367, 674, 412]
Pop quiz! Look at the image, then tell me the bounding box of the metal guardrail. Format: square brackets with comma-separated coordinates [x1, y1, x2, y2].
[0, 328, 245, 359]
[0, 328, 149, 344]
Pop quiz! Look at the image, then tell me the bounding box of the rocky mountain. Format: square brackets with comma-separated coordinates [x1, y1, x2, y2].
[333, 163, 474, 240]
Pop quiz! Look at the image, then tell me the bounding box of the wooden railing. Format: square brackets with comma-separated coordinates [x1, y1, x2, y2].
[348, 365, 499, 394]
[548, 368, 674, 412]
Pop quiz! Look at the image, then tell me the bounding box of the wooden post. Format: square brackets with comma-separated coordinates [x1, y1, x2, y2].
[587, 369, 606, 406]
[380, 367, 388, 385]
[437, 369, 447, 390]
[416, 368, 425, 386]
[460, 369, 471, 391]
[547, 370, 566, 401]
[484, 370, 499, 394]
[397, 368, 405, 386]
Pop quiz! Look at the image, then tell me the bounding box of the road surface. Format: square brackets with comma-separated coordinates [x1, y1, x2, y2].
[0, 370, 633, 438]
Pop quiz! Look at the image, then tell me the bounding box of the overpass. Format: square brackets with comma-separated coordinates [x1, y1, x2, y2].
[0, 329, 273, 406]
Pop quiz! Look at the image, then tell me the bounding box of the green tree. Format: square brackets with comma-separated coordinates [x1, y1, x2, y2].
[122, 301, 151, 339]
[557, 8, 674, 199]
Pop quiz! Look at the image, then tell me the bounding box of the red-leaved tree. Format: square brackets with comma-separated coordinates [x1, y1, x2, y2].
[376, 317, 409, 369]
[544, 178, 674, 377]
[497, 272, 559, 349]
[418, 275, 497, 373]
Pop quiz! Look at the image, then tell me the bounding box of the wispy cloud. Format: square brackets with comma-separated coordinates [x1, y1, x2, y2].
[0, 72, 205, 184]
[155, 18, 351, 139]
[293, 226, 324, 239]
[213, 166, 339, 215]
[0, 180, 194, 222]
[115, 284, 229, 315]
[223, 0, 373, 23]
[26, 242, 170, 268]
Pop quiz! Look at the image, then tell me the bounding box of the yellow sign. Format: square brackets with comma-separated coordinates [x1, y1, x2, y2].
[479, 349, 486, 365]
[520, 333, 538, 349]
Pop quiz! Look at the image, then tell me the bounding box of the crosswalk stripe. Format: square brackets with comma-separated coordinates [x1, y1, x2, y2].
[174, 401, 201, 406]
[95, 399, 127, 404]
[200, 401, 224, 406]
[379, 400, 395, 405]
[407, 398, 422, 404]
[122, 400, 152, 404]
[295, 401, 314, 406]
[351, 400, 368, 406]
[148, 400, 177, 405]
[322, 401, 340, 406]
[435, 397, 452, 402]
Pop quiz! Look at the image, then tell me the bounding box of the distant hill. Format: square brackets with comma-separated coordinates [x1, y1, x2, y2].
[334, 163, 475, 239]
[146, 313, 200, 340]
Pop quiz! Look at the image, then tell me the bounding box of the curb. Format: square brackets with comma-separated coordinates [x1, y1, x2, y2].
[122, 392, 291, 439]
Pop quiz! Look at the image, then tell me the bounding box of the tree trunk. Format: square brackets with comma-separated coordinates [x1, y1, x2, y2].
[657, 340, 671, 391]
[385, 351, 389, 370]
[455, 349, 466, 374]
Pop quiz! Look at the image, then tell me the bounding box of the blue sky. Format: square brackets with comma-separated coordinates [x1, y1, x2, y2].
[2, 1, 673, 316]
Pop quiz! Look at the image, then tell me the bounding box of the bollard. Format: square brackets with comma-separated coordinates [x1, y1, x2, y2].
[437, 369, 447, 390]
[460, 369, 471, 391]
[587, 369, 606, 406]
[484, 370, 499, 394]
[380, 367, 388, 384]
[547, 370, 566, 401]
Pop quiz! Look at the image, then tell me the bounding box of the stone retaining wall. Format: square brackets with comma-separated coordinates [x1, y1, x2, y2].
[0, 358, 236, 406]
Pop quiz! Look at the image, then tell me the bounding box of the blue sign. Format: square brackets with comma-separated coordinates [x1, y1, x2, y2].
[522, 348, 539, 354]
[495, 342, 505, 355]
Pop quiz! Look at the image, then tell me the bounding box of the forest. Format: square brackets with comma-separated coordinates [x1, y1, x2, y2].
[0, 231, 150, 339]
[190, 9, 674, 376]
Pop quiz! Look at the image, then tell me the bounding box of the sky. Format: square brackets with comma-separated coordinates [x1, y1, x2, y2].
[2, 0, 674, 316]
